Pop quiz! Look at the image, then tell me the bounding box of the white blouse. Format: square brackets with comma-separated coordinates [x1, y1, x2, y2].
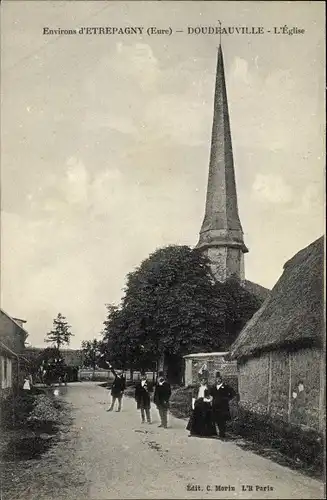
[197, 384, 208, 399]
[192, 384, 208, 409]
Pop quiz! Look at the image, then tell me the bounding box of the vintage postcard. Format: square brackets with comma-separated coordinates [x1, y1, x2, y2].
[0, 1, 325, 499]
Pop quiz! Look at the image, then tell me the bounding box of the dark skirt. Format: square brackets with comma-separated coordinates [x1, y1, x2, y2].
[186, 399, 217, 437]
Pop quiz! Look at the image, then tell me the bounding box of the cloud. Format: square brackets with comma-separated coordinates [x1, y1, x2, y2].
[290, 183, 325, 217]
[65, 157, 90, 204]
[252, 174, 293, 204]
[231, 57, 251, 85]
[83, 44, 212, 147]
[143, 94, 210, 147]
[228, 56, 318, 155]
[116, 42, 160, 90]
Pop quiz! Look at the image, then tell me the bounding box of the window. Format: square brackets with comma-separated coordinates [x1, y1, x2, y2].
[1, 356, 12, 389]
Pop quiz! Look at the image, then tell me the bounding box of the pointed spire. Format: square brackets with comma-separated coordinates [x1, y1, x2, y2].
[196, 45, 248, 279]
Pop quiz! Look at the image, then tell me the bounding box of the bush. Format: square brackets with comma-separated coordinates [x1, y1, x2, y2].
[1, 391, 36, 429]
[232, 406, 324, 475]
[0, 389, 66, 431]
[27, 394, 61, 424]
[169, 386, 193, 419]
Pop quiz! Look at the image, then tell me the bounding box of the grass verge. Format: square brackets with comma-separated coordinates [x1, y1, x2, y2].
[168, 385, 324, 480]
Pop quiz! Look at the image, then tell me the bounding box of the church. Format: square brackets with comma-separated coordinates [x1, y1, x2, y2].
[195, 44, 269, 300]
[184, 45, 269, 386]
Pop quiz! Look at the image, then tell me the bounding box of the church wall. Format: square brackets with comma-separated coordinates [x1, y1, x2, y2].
[203, 246, 243, 282]
[226, 247, 243, 280]
[205, 247, 227, 282]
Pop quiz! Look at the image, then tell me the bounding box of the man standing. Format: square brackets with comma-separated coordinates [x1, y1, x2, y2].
[154, 371, 171, 429]
[107, 365, 126, 412]
[135, 372, 152, 424]
[210, 372, 236, 439]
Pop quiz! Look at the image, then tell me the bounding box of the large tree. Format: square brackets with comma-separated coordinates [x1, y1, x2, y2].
[81, 339, 101, 371]
[102, 245, 262, 373]
[45, 313, 73, 350]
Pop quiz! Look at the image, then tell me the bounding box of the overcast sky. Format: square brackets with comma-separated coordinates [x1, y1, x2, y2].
[1, 1, 325, 348]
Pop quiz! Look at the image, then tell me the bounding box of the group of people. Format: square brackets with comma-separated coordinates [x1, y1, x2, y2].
[105, 364, 236, 438]
[106, 366, 172, 429]
[187, 371, 236, 439]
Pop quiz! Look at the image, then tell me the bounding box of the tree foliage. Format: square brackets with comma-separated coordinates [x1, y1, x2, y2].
[32, 347, 66, 384]
[45, 313, 73, 350]
[101, 245, 262, 369]
[81, 339, 101, 370]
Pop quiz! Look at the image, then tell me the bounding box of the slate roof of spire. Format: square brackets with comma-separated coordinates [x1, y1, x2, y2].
[197, 45, 247, 252]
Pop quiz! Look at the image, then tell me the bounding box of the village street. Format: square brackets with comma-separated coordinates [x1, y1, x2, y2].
[4, 382, 324, 500]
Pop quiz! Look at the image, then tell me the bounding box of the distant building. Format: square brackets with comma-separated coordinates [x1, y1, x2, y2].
[0, 309, 29, 398]
[25, 346, 83, 367]
[183, 352, 237, 387]
[230, 237, 325, 433]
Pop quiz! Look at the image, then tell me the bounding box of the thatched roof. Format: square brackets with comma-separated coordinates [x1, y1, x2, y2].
[242, 280, 270, 302]
[230, 236, 324, 360]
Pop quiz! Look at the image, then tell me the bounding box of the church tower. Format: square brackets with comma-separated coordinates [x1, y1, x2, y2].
[196, 45, 248, 282]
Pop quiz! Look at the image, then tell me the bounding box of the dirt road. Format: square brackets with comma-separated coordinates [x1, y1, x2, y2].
[2, 382, 324, 499]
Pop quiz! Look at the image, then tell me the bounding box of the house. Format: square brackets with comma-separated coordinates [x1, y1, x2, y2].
[229, 236, 325, 433]
[25, 346, 83, 367]
[25, 347, 83, 382]
[0, 308, 29, 398]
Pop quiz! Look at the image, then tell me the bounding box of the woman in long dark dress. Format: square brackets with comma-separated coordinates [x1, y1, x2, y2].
[186, 389, 217, 437]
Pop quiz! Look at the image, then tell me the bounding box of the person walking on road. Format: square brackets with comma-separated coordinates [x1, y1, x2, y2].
[107, 365, 126, 412]
[154, 371, 171, 429]
[209, 372, 236, 439]
[135, 372, 153, 424]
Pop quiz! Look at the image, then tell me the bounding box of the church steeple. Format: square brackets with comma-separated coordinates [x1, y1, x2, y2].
[196, 45, 248, 282]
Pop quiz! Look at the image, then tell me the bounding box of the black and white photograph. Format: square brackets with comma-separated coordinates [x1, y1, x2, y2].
[0, 1, 325, 499]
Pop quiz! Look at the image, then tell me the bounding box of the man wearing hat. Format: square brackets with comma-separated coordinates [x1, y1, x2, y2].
[135, 372, 153, 424]
[154, 371, 171, 429]
[210, 372, 236, 439]
[107, 365, 126, 412]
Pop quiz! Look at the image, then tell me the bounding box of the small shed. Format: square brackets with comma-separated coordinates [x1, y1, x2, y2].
[183, 352, 237, 386]
[230, 236, 325, 432]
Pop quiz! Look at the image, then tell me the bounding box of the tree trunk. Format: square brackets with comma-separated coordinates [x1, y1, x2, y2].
[130, 367, 134, 383]
[157, 353, 165, 373]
